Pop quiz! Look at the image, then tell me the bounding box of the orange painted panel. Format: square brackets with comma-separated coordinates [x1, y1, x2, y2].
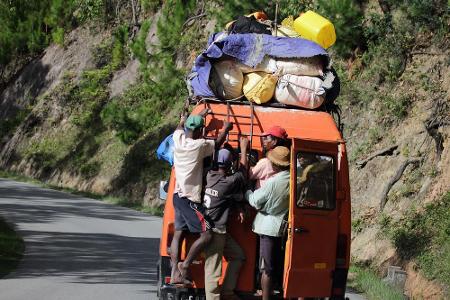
[159, 101, 351, 297]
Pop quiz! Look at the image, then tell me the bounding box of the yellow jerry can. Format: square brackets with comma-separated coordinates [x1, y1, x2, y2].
[293, 11, 336, 49]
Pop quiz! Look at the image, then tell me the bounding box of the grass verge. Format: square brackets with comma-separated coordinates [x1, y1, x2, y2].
[390, 191, 450, 288]
[0, 170, 163, 216]
[0, 217, 25, 278]
[348, 265, 405, 300]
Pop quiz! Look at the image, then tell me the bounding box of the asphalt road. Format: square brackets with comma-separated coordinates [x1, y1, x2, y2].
[0, 179, 162, 300]
[0, 178, 366, 300]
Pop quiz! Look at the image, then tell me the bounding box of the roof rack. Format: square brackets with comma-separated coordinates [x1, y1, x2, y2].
[189, 96, 317, 111]
[188, 96, 344, 138]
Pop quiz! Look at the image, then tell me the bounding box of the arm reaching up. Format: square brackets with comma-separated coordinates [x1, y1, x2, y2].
[239, 136, 249, 170]
[214, 121, 233, 149]
[176, 100, 190, 130]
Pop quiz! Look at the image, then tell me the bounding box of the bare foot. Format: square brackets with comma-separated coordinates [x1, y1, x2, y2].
[177, 262, 192, 285]
[169, 264, 181, 284]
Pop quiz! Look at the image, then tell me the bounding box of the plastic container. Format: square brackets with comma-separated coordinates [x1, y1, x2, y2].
[293, 11, 336, 49]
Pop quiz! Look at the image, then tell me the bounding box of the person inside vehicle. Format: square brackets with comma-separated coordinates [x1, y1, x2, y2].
[249, 126, 289, 188]
[202, 145, 248, 300]
[244, 146, 290, 300]
[297, 154, 333, 208]
[170, 107, 232, 285]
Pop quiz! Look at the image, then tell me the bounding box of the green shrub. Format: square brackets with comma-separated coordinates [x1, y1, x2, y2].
[0, 108, 31, 139]
[92, 40, 113, 68]
[362, 27, 413, 83]
[392, 227, 431, 260]
[111, 25, 129, 70]
[390, 192, 450, 286]
[79, 161, 101, 178]
[379, 94, 411, 123]
[157, 0, 196, 56]
[378, 213, 392, 230]
[70, 67, 111, 128]
[130, 20, 151, 77]
[0, 0, 109, 67]
[352, 218, 365, 233]
[100, 101, 142, 144]
[361, 0, 448, 83]
[103, 0, 189, 145]
[141, 0, 162, 13]
[52, 27, 65, 45]
[392, 0, 448, 31]
[72, 0, 107, 23]
[317, 0, 364, 58]
[348, 265, 405, 300]
[24, 129, 79, 171]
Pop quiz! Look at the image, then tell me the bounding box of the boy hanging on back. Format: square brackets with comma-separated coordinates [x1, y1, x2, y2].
[170, 105, 232, 284]
[202, 140, 250, 300]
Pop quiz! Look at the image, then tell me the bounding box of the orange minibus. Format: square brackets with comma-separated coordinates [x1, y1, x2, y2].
[157, 98, 351, 300]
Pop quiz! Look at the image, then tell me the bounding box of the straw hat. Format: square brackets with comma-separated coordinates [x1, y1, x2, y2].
[267, 146, 290, 167]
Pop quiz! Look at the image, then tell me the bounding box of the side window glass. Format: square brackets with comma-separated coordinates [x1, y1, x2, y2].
[296, 152, 335, 210]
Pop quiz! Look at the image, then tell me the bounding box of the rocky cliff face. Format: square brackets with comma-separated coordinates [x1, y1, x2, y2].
[346, 51, 450, 298]
[0, 18, 166, 202]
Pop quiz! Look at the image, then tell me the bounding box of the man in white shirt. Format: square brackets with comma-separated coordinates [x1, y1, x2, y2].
[170, 108, 232, 285]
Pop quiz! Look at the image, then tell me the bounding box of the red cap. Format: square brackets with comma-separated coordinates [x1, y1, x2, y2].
[262, 126, 288, 139]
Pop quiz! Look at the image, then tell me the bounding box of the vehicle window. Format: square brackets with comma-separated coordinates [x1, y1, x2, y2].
[296, 152, 335, 210]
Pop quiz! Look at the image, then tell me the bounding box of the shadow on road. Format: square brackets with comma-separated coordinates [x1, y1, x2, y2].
[0, 179, 162, 287]
[10, 230, 160, 285]
[0, 179, 151, 223]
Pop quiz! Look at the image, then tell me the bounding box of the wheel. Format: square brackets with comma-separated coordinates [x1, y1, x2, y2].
[157, 256, 172, 299]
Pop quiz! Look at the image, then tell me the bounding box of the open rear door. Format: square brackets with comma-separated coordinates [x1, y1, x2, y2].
[283, 139, 339, 298]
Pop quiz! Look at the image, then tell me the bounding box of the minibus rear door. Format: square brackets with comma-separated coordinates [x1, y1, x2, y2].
[283, 140, 339, 298]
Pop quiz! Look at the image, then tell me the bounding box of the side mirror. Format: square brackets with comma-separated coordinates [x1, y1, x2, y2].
[159, 180, 168, 201]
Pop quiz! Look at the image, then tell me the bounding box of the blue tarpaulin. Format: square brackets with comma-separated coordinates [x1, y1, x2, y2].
[188, 32, 330, 97]
[156, 134, 174, 165]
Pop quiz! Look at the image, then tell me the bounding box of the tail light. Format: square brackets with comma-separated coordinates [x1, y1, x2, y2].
[336, 234, 347, 267]
[332, 234, 349, 298]
[331, 268, 348, 298]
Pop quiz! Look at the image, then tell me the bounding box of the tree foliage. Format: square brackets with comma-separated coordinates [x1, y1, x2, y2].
[0, 0, 107, 66]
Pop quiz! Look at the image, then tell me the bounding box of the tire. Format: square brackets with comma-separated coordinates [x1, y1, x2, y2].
[156, 259, 161, 298]
[157, 256, 172, 299]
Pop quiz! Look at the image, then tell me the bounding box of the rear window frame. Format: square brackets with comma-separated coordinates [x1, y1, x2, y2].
[294, 150, 337, 211]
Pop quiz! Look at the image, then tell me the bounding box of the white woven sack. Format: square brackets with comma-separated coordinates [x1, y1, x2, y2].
[275, 56, 324, 76]
[239, 56, 277, 74]
[241, 56, 324, 77]
[212, 60, 244, 99]
[275, 74, 325, 109]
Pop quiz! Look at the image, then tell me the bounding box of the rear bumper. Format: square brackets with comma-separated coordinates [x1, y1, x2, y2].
[159, 284, 205, 300]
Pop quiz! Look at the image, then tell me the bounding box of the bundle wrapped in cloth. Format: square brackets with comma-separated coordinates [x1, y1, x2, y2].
[243, 72, 278, 104]
[187, 30, 339, 109]
[275, 75, 325, 109]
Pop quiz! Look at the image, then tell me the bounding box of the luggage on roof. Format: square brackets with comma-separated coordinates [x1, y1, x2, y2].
[227, 15, 271, 35]
[187, 10, 340, 109]
[275, 75, 325, 109]
[209, 60, 244, 100]
[272, 25, 300, 38]
[275, 57, 325, 77]
[293, 11, 336, 49]
[188, 33, 329, 99]
[243, 72, 277, 104]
